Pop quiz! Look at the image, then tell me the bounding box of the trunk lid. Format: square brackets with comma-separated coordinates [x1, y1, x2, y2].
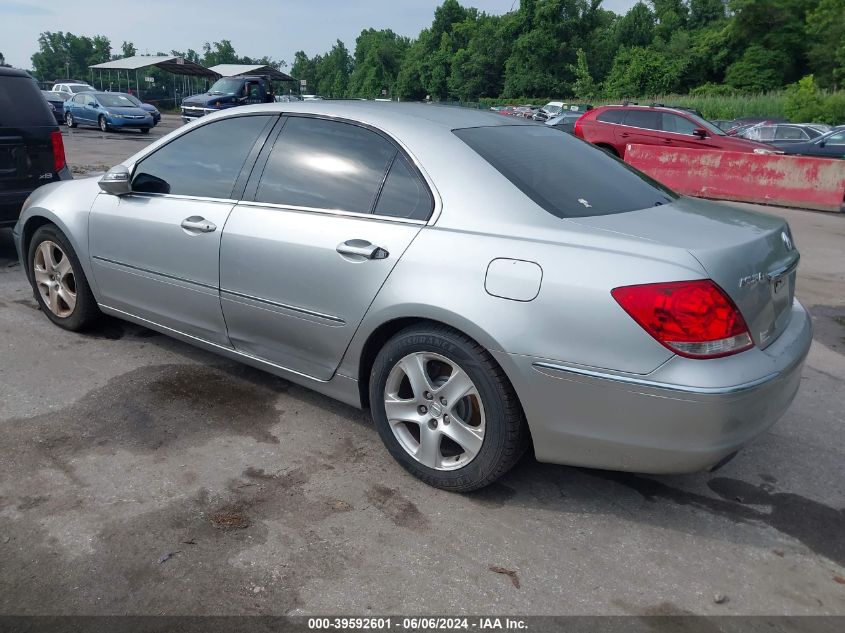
[573, 197, 799, 349]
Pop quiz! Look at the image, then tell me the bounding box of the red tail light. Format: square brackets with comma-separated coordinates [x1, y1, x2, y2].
[573, 112, 588, 138]
[611, 280, 754, 359]
[50, 130, 66, 173]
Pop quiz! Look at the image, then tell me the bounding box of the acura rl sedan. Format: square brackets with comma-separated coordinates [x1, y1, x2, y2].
[13, 102, 812, 491]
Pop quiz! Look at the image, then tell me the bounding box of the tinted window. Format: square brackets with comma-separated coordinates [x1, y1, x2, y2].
[775, 126, 807, 140]
[133, 115, 271, 197]
[825, 131, 845, 145]
[374, 155, 433, 221]
[454, 125, 676, 219]
[661, 113, 699, 135]
[0, 77, 55, 126]
[256, 117, 396, 213]
[596, 109, 624, 124]
[623, 110, 661, 130]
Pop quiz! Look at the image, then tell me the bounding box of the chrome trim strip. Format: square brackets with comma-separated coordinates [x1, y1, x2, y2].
[125, 192, 238, 204]
[768, 254, 800, 281]
[220, 288, 346, 324]
[235, 200, 427, 225]
[91, 255, 217, 291]
[532, 361, 780, 395]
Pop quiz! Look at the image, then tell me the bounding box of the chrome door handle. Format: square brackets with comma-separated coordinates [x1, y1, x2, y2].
[336, 239, 389, 260]
[181, 216, 217, 234]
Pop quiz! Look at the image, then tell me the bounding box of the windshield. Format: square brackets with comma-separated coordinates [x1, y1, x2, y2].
[454, 125, 676, 218]
[98, 93, 138, 108]
[68, 85, 94, 93]
[208, 78, 243, 95]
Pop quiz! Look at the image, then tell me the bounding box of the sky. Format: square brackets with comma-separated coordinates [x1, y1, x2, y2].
[0, 0, 639, 70]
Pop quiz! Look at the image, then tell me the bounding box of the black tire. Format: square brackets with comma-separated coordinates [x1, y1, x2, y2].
[141, 127, 150, 134]
[28, 224, 100, 331]
[98, 116, 109, 132]
[370, 323, 529, 492]
[65, 112, 76, 128]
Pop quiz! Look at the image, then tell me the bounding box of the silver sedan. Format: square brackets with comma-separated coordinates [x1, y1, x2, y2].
[13, 102, 812, 491]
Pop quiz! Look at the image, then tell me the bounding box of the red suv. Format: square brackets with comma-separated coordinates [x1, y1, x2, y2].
[573, 105, 774, 158]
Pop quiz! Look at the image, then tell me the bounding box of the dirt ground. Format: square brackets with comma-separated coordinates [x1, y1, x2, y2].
[0, 118, 843, 615]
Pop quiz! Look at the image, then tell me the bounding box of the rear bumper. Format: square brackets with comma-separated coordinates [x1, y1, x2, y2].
[494, 300, 813, 474]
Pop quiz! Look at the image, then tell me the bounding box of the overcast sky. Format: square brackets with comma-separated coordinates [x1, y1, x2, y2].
[0, 0, 639, 70]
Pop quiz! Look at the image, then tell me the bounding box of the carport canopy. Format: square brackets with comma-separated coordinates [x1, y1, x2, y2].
[89, 55, 218, 77]
[207, 64, 295, 82]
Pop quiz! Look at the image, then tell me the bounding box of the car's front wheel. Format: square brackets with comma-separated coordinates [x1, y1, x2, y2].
[65, 112, 76, 128]
[28, 225, 100, 331]
[98, 116, 109, 132]
[370, 324, 528, 492]
[140, 127, 150, 134]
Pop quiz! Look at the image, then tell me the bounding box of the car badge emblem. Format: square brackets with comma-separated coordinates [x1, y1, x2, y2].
[578, 198, 592, 208]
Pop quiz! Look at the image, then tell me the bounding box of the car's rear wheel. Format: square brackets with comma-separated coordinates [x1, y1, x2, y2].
[370, 324, 528, 492]
[28, 225, 100, 331]
[65, 112, 76, 128]
[98, 116, 109, 132]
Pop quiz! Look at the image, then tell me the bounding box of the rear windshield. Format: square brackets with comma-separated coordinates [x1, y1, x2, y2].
[454, 125, 677, 218]
[0, 77, 55, 127]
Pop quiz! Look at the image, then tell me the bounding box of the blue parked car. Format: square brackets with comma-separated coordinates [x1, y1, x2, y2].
[125, 93, 161, 124]
[64, 91, 153, 133]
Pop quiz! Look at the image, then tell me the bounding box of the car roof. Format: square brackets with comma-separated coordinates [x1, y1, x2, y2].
[0, 67, 32, 78]
[224, 101, 536, 132]
[599, 104, 695, 117]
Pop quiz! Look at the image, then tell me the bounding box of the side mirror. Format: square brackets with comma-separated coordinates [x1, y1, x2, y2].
[99, 165, 131, 196]
[693, 128, 708, 139]
[818, 140, 827, 148]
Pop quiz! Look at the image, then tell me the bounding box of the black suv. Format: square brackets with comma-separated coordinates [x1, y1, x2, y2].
[1, 67, 71, 227]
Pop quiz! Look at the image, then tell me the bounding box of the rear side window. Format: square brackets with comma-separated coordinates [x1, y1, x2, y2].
[596, 109, 624, 124]
[0, 77, 55, 127]
[623, 110, 661, 130]
[132, 115, 271, 198]
[374, 154, 433, 220]
[454, 125, 676, 218]
[775, 126, 807, 140]
[255, 116, 396, 213]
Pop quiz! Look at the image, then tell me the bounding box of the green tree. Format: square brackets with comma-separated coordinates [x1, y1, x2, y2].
[615, 2, 656, 48]
[603, 46, 687, 97]
[291, 50, 319, 93]
[315, 40, 353, 97]
[570, 49, 598, 100]
[31, 32, 111, 82]
[805, 0, 845, 88]
[783, 75, 829, 122]
[119, 41, 136, 59]
[688, 0, 727, 29]
[347, 29, 409, 98]
[724, 44, 790, 91]
[448, 15, 509, 100]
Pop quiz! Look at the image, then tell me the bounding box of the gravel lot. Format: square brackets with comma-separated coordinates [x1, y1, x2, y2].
[0, 119, 843, 616]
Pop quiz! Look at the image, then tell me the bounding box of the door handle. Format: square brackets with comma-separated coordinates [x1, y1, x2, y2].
[181, 216, 217, 234]
[620, 132, 630, 138]
[336, 239, 389, 260]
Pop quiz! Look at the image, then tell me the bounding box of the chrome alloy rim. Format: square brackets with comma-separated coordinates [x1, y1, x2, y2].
[33, 241, 76, 318]
[383, 352, 486, 471]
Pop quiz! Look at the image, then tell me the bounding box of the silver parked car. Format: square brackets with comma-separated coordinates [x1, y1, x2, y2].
[13, 102, 812, 491]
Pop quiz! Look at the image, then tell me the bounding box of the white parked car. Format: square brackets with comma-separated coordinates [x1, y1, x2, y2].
[51, 82, 95, 96]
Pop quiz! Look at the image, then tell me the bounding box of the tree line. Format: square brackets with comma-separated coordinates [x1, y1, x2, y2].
[291, 0, 844, 100]
[16, 0, 845, 102]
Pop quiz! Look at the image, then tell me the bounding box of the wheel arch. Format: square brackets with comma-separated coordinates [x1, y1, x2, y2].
[352, 313, 522, 421]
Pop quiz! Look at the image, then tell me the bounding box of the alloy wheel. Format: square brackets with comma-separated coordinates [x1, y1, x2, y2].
[383, 352, 486, 471]
[33, 241, 77, 318]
